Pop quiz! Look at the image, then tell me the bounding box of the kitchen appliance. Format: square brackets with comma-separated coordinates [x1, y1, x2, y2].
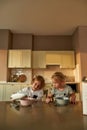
[82, 79, 87, 115]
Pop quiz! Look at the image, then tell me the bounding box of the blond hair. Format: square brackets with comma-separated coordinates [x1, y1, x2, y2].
[51, 72, 66, 82]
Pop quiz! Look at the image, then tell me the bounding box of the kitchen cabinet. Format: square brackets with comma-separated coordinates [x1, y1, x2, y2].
[5, 84, 21, 101]
[0, 50, 8, 81]
[8, 50, 31, 68]
[0, 85, 4, 101]
[46, 51, 75, 68]
[0, 84, 20, 101]
[32, 51, 46, 68]
[21, 50, 31, 68]
[0, 83, 29, 101]
[46, 51, 62, 65]
[61, 51, 75, 68]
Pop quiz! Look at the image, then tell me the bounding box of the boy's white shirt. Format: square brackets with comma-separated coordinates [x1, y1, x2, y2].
[11, 87, 43, 100]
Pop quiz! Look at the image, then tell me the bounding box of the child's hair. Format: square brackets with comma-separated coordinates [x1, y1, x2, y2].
[32, 75, 45, 88]
[51, 72, 66, 82]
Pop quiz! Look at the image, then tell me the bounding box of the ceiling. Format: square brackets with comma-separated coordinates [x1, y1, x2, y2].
[0, 0, 87, 35]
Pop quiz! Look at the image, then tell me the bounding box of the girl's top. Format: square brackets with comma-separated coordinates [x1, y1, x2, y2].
[51, 85, 73, 99]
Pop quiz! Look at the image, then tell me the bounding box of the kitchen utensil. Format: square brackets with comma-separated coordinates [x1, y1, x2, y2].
[11, 74, 19, 82]
[18, 74, 27, 82]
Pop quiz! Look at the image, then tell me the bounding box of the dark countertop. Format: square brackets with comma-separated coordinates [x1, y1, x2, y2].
[0, 101, 87, 130]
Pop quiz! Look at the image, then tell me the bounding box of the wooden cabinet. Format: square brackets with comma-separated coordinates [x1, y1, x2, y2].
[8, 50, 31, 68]
[32, 51, 46, 68]
[46, 51, 62, 65]
[61, 51, 75, 68]
[8, 50, 21, 68]
[0, 83, 29, 101]
[46, 51, 75, 68]
[5, 84, 21, 101]
[20, 50, 31, 68]
[0, 85, 4, 101]
[0, 50, 8, 81]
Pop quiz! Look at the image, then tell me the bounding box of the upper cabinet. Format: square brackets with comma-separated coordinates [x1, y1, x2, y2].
[8, 50, 31, 68]
[60, 51, 75, 68]
[32, 51, 46, 68]
[46, 51, 62, 65]
[46, 51, 75, 68]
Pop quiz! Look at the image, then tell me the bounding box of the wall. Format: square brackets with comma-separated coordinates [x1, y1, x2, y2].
[72, 26, 87, 100]
[33, 35, 73, 50]
[0, 29, 12, 49]
[33, 66, 75, 83]
[0, 50, 8, 82]
[12, 33, 33, 49]
[72, 26, 87, 81]
[1, 32, 73, 51]
[72, 27, 81, 82]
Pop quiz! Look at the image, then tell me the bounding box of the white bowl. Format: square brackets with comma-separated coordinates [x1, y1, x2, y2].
[20, 99, 31, 107]
[55, 98, 69, 106]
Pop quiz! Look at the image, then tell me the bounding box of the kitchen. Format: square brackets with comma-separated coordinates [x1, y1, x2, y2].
[0, 30, 80, 102]
[0, 1, 87, 130]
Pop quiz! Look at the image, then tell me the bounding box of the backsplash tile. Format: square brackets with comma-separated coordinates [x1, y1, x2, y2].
[33, 66, 75, 83]
[10, 66, 77, 84]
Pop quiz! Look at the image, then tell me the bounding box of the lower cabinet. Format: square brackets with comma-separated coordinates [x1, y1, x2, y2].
[0, 85, 4, 101]
[0, 84, 29, 101]
[5, 84, 21, 101]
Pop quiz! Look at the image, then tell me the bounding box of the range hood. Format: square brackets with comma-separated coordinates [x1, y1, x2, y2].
[46, 64, 61, 69]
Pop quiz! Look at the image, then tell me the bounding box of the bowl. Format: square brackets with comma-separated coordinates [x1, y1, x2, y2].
[20, 99, 31, 107]
[54, 97, 69, 106]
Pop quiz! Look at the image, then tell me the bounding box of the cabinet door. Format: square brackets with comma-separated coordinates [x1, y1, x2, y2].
[8, 50, 31, 68]
[8, 50, 21, 68]
[21, 50, 31, 68]
[32, 51, 46, 68]
[61, 51, 75, 68]
[46, 51, 62, 65]
[5, 84, 21, 101]
[0, 85, 4, 101]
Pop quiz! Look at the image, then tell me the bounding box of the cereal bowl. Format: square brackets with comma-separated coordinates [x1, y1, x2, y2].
[20, 99, 31, 107]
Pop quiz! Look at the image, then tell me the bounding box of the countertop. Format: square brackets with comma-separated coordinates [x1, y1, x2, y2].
[0, 101, 87, 130]
[0, 81, 79, 85]
[0, 81, 30, 85]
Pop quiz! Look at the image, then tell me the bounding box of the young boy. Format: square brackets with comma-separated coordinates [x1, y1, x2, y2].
[46, 72, 76, 104]
[11, 75, 45, 101]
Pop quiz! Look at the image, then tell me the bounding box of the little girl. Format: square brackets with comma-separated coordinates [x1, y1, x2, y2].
[46, 72, 76, 104]
[11, 75, 45, 101]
